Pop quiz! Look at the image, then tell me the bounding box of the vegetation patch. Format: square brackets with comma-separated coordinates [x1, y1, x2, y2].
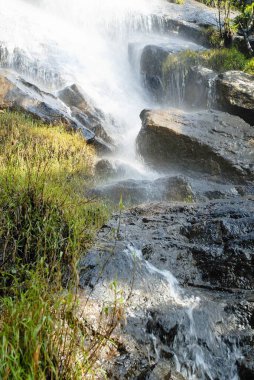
[0, 111, 120, 379]
[162, 47, 253, 75]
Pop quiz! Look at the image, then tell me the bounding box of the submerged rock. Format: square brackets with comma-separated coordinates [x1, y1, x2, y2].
[137, 109, 254, 182]
[215, 71, 254, 125]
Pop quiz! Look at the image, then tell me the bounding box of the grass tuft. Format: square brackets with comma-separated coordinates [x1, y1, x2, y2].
[0, 111, 117, 379]
[162, 48, 249, 76]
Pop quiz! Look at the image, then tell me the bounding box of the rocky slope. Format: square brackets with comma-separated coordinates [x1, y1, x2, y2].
[79, 198, 254, 380]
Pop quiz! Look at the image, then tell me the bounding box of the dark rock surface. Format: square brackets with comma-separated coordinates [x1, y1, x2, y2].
[215, 71, 254, 126]
[79, 198, 254, 379]
[81, 198, 254, 290]
[162, 18, 211, 47]
[89, 176, 194, 204]
[57, 83, 115, 153]
[137, 109, 254, 182]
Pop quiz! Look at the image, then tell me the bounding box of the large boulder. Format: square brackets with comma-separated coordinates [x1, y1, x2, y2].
[215, 71, 254, 125]
[0, 69, 113, 152]
[137, 109, 254, 182]
[58, 83, 114, 145]
[140, 43, 205, 104]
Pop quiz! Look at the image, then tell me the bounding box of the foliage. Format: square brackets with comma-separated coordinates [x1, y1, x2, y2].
[197, 0, 254, 52]
[244, 57, 254, 73]
[234, 2, 254, 55]
[205, 26, 223, 47]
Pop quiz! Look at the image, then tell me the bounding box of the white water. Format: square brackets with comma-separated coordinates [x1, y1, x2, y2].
[0, 0, 170, 178]
[126, 245, 241, 380]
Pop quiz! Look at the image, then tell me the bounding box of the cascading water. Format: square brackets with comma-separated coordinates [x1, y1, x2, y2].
[0, 1, 243, 379]
[0, 0, 168, 178]
[126, 246, 241, 380]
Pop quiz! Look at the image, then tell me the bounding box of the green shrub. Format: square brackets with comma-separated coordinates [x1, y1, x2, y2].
[205, 27, 223, 48]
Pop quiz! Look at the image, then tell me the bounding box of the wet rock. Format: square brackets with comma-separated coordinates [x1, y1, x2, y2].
[148, 360, 172, 380]
[89, 176, 194, 205]
[163, 18, 211, 47]
[58, 83, 115, 150]
[79, 198, 254, 379]
[81, 198, 254, 290]
[0, 44, 63, 87]
[0, 68, 95, 139]
[137, 109, 254, 182]
[215, 71, 254, 125]
[184, 65, 217, 108]
[0, 69, 113, 152]
[141, 45, 169, 102]
[94, 159, 118, 178]
[237, 353, 254, 380]
[140, 43, 204, 103]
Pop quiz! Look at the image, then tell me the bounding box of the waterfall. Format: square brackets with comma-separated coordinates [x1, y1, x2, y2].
[0, 1, 243, 379]
[0, 0, 167, 178]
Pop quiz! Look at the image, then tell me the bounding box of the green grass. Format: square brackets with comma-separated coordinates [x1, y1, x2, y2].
[244, 57, 254, 75]
[0, 112, 107, 275]
[162, 48, 249, 76]
[0, 111, 117, 379]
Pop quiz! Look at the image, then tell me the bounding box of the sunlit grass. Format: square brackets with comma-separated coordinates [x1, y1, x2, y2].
[0, 111, 114, 379]
[162, 47, 251, 75]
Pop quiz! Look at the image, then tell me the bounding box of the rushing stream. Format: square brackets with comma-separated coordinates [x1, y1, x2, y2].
[0, 1, 244, 379]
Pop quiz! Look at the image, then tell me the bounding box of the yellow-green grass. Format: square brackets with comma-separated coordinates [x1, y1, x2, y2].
[0, 111, 111, 379]
[162, 48, 253, 76]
